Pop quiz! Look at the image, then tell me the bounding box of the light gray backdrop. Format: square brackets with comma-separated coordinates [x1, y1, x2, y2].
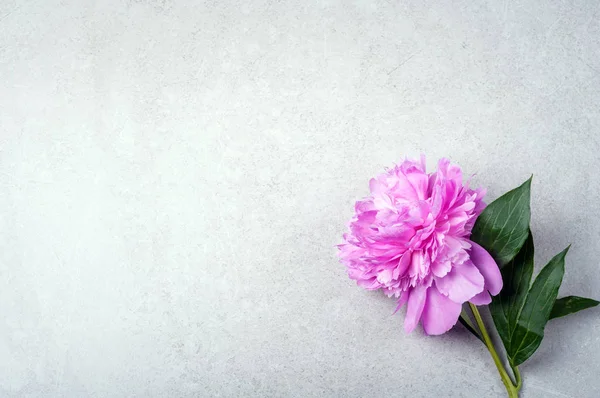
[1, 0, 599, 397]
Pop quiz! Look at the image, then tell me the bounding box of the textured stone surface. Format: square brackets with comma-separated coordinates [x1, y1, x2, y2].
[1, 0, 599, 397]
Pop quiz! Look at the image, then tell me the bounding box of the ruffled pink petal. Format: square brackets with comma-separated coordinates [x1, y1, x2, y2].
[355, 199, 375, 213]
[356, 278, 381, 290]
[408, 251, 423, 278]
[449, 201, 476, 214]
[393, 290, 410, 314]
[470, 290, 492, 305]
[434, 261, 484, 303]
[431, 259, 451, 278]
[369, 177, 387, 195]
[393, 253, 412, 279]
[404, 169, 429, 201]
[421, 287, 462, 335]
[404, 284, 428, 333]
[469, 241, 502, 295]
[377, 268, 394, 284]
[388, 170, 420, 202]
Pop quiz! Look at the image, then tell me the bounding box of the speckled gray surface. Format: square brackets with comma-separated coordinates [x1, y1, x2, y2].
[1, 0, 599, 397]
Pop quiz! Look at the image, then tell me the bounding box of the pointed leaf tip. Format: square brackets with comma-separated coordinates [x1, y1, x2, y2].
[550, 296, 600, 320]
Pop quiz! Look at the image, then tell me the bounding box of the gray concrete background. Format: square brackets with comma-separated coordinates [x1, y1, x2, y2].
[1, 0, 599, 397]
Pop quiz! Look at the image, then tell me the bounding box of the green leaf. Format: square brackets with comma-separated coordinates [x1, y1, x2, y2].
[549, 296, 599, 320]
[471, 177, 532, 267]
[490, 231, 534, 354]
[508, 246, 569, 366]
[459, 310, 482, 342]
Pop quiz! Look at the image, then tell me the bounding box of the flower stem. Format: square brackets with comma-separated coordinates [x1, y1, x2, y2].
[510, 363, 522, 391]
[468, 303, 520, 398]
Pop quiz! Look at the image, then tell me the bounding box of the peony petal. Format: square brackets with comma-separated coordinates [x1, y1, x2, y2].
[469, 241, 503, 295]
[369, 177, 386, 194]
[470, 290, 492, 305]
[430, 185, 443, 217]
[421, 287, 462, 335]
[393, 253, 411, 279]
[419, 153, 427, 171]
[406, 200, 430, 226]
[356, 278, 381, 290]
[450, 201, 476, 214]
[431, 259, 451, 278]
[434, 261, 484, 303]
[355, 199, 375, 213]
[377, 268, 394, 284]
[393, 290, 410, 314]
[373, 192, 394, 211]
[443, 236, 464, 256]
[408, 250, 423, 277]
[404, 169, 429, 201]
[391, 170, 420, 202]
[404, 285, 428, 333]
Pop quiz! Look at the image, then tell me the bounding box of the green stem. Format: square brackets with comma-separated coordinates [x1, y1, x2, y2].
[469, 303, 520, 398]
[510, 363, 522, 391]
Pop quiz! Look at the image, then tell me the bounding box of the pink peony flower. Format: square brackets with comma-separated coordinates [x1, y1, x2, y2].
[338, 156, 502, 335]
